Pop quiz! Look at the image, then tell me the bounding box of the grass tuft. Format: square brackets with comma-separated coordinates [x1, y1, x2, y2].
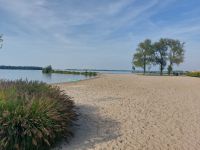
[0, 80, 77, 150]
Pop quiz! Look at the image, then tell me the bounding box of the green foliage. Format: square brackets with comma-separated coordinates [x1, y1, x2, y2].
[85, 71, 97, 76]
[163, 38, 185, 74]
[186, 72, 200, 77]
[132, 39, 154, 74]
[42, 65, 97, 76]
[167, 65, 173, 75]
[132, 38, 185, 76]
[163, 38, 184, 64]
[153, 39, 168, 75]
[42, 65, 53, 73]
[0, 80, 77, 150]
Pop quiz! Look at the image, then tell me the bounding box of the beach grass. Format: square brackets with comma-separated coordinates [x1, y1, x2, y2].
[0, 80, 77, 150]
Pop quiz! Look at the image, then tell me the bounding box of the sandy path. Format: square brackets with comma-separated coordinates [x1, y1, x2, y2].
[56, 74, 200, 150]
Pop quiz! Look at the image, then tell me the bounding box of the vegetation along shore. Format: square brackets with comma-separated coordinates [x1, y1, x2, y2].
[42, 65, 97, 76]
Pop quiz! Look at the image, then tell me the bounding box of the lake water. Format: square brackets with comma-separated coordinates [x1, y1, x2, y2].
[0, 69, 91, 84]
[66, 69, 133, 74]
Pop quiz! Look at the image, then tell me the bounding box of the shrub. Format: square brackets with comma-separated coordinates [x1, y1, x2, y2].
[0, 80, 77, 150]
[186, 71, 200, 77]
[80, 71, 97, 76]
[42, 65, 53, 73]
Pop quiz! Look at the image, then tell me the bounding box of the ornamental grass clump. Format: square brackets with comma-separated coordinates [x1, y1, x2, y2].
[0, 80, 77, 150]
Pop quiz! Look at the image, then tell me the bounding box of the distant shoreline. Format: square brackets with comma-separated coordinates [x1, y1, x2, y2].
[0, 65, 42, 70]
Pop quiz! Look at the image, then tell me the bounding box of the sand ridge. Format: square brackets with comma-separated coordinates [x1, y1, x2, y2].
[57, 74, 200, 150]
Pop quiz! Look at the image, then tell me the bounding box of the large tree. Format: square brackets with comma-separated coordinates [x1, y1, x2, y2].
[132, 39, 153, 74]
[153, 39, 168, 75]
[132, 38, 185, 76]
[163, 38, 185, 75]
[0, 34, 3, 49]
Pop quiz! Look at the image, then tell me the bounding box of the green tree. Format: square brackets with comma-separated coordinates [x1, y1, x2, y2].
[42, 65, 53, 73]
[167, 65, 173, 75]
[0, 34, 3, 49]
[153, 39, 168, 75]
[132, 39, 154, 74]
[164, 38, 185, 75]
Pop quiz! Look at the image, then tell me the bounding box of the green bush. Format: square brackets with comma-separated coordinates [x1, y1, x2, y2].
[80, 71, 97, 76]
[186, 72, 200, 77]
[0, 80, 77, 150]
[42, 65, 53, 73]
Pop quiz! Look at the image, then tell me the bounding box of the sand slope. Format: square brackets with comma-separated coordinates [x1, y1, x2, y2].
[57, 74, 200, 150]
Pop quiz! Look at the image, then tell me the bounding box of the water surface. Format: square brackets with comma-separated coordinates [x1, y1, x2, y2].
[0, 69, 90, 84]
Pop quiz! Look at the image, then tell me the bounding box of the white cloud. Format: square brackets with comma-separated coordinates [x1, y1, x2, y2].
[0, 0, 199, 70]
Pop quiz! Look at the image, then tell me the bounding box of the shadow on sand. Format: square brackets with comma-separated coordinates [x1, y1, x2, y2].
[57, 104, 120, 150]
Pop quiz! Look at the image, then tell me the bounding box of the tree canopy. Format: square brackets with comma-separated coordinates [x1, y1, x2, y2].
[163, 38, 185, 75]
[132, 39, 154, 74]
[42, 65, 53, 73]
[153, 39, 168, 75]
[132, 38, 185, 75]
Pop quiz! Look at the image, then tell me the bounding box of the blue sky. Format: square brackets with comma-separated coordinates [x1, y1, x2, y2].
[0, 0, 199, 70]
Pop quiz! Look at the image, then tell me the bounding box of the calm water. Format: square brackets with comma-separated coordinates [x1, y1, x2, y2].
[0, 69, 90, 84]
[66, 69, 132, 74]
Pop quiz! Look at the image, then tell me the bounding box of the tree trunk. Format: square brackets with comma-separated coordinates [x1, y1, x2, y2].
[143, 63, 146, 75]
[169, 62, 173, 75]
[143, 56, 146, 75]
[168, 66, 170, 76]
[160, 64, 163, 76]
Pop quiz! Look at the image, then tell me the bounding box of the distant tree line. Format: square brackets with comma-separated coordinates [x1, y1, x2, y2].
[0, 35, 43, 70]
[0, 65, 43, 70]
[132, 38, 185, 75]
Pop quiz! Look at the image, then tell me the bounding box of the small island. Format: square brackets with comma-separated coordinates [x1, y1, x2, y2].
[0, 65, 42, 70]
[42, 65, 97, 76]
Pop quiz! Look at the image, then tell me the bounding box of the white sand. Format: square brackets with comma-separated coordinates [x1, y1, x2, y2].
[56, 74, 200, 150]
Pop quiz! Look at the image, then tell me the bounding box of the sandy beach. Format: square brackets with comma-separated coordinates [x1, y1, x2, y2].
[57, 74, 200, 150]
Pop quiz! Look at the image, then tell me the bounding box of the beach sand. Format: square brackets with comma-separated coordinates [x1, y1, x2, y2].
[56, 74, 200, 150]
